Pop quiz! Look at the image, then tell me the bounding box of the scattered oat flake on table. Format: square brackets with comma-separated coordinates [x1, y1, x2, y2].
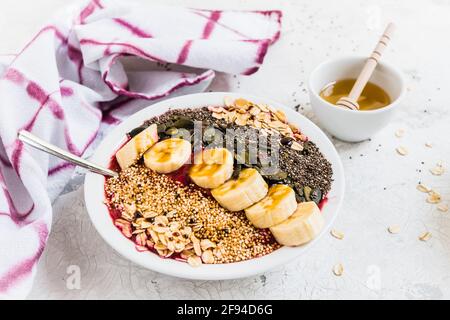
[427, 191, 441, 204]
[437, 204, 448, 212]
[395, 129, 405, 137]
[332, 263, 344, 276]
[330, 229, 344, 240]
[419, 231, 432, 242]
[416, 183, 431, 193]
[425, 142, 433, 148]
[430, 164, 445, 176]
[388, 225, 401, 234]
[396, 146, 408, 156]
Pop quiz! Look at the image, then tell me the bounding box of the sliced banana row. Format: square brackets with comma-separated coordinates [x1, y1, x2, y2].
[129, 140, 324, 248]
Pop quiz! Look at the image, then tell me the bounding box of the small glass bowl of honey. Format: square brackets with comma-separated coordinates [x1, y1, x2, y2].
[308, 56, 405, 142]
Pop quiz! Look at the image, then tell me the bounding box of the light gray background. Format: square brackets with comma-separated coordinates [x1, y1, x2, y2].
[1, 0, 449, 299]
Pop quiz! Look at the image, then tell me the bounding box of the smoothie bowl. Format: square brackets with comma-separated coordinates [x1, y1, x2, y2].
[84, 92, 345, 280]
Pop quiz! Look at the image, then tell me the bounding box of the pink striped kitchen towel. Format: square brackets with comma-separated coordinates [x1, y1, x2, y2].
[0, 0, 281, 298]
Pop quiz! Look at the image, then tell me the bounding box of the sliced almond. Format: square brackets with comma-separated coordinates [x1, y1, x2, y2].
[257, 103, 270, 112]
[154, 242, 167, 251]
[153, 225, 169, 233]
[269, 120, 285, 129]
[212, 112, 225, 120]
[201, 250, 215, 264]
[274, 110, 287, 123]
[234, 98, 250, 109]
[191, 234, 202, 256]
[425, 142, 433, 148]
[227, 110, 237, 122]
[187, 256, 202, 267]
[208, 106, 225, 113]
[249, 107, 261, 116]
[437, 204, 448, 213]
[181, 250, 195, 259]
[235, 117, 247, 126]
[253, 119, 262, 128]
[332, 263, 344, 277]
[174, 241, 186, 253]
[396, 146, 408, 156]
[388, 225, 401, 234]
[330, 229, 344, 240]
[166, 241, 175, 252]
[419, 231, 432, 242]
[267, 104, 276, 113]
[291, 141, 303, 151]
[224, 96, 234, 107]
[236, 113, 251, 126]
[200, 239, 216, 251]
[289, 123, 299, 133]
[148, 229, 159, 243]
[156, 248, 168, 257]
[142, 210, 158, 218]
[154, 215, 169, 225]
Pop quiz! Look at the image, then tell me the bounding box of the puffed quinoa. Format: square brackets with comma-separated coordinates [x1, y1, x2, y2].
[105, 164, 280, 266]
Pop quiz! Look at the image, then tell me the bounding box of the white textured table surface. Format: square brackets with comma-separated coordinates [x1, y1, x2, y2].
[2, 0, 449, 299]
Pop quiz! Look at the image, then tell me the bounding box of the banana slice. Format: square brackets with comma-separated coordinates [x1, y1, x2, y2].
[189, 148, 233, 189]
[116, 124, 159, 170]
[245, 184, 297, 228]
[143, 138, 192, 174]
[211, 168, 268, 211]
[270, 201, 324, 246]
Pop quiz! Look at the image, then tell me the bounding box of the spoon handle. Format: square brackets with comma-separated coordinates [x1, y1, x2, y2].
[18, 130, 118, 177]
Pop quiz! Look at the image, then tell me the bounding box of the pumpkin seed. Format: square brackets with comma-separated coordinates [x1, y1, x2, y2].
[165, 127, 179, 136]
[173, 117, 194, 129]
[310, 188, 322, 204]
[265, 170, 288, 181]
[128, 125, 148, 138]
[303, 186, 312, 202]
[231, 164, 242, 180]
[280, 136, 294, 147]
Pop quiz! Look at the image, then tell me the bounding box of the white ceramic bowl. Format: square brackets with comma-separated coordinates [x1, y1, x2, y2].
[84, 92, 345, 280]
[309, 56, 405, 142]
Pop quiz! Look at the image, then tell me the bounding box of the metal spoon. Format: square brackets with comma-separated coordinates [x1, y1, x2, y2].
[18, 130, 118, 177]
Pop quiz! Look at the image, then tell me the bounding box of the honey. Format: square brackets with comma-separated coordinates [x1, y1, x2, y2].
[319, 79, 391, 111]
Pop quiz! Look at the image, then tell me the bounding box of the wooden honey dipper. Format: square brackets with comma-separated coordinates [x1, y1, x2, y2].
[336, 23, 396, 110]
